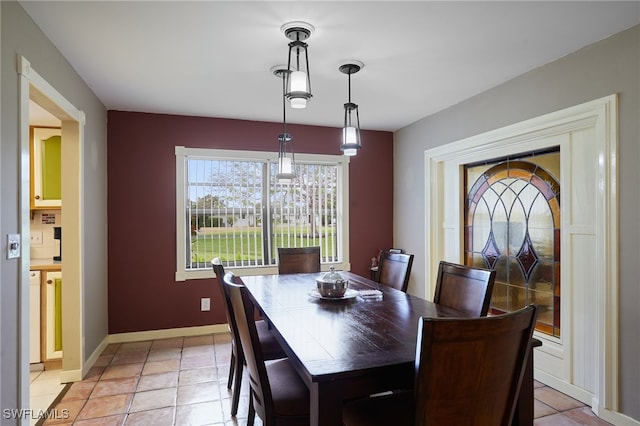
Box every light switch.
[7,234,21,259]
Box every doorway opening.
[19,56,85,412]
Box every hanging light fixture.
[281,21,314,109]
[271,65,296,183]
[339,61,363,156]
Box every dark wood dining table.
[241,271,538,426]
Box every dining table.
[241,271,538,426]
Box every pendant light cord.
[281,73,287,135]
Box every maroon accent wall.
[107,111,393,333]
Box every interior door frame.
[18,55,86,409]
[424,95,618,421]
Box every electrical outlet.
[7,234,21,259]
[201,298,211,311]
[30,231,43,245]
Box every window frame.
[175,146,351,281]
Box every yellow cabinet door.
[31,126,62,209]
[44,270,62,360]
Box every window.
[175,147,350,280]
[464,148,560,336]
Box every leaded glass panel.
[464,149,560,337]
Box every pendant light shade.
[339,62,363,156]
[342,126,359,156]
[282,22,314,109]
[277,132,295,182]
[272,65,296,183]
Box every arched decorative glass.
[465,149,560,337]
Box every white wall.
[394,24,640,420]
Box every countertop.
[30,258,62,271]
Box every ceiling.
[21,1,640,132]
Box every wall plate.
[201,298,211,311]
[7,234,21,259]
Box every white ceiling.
[20,1,640,132]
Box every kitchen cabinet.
[44,270,62,361]
[30,126,62,209]
[29,270,41,364]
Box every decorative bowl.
[316,267,349,298]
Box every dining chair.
[343,304,538,425]
[433,260,497,316]
[277,246,321,274]
[211,259,286,417]
[376,251,414,292]
[223,272,310,426]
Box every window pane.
[270,162,339,263]
[181,151,343,272]
[186,159,264,269]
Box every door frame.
[18,56,86,407]
[424,95,618,419]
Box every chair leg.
[247,393,255,426]
[227,350,236,390]
[230,355,244,416]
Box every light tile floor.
[30,368,66,426]
[28,333,611,425]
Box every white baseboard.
[108,324,228,344]
[59,334,109,383]
[534,369,593,405]
[595,408,640,426]
[535,369,640,425]
[60,324,228,383]
[58,369,82,383]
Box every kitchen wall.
[30,210,61,261]
[394,24,640,421]
[107,111,394,334]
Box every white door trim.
[424,95,618,417]
[18,55,86,411]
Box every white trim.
[18,56,86,409]
[424,95,618,414]
[59,334,109,384]
[175,146,187,280]
[597,409,640,426]
[59,325,232,383]
[177,146,349,165]
[597,96,619,414]
[108,324,229,343]
[18,55,32,420]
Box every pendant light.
[271,65,296,183]
[339,61,363,156]
[282,21,314,109]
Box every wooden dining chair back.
[223,272,309,425]
[277,246,321,274]
[413,305,538,425]
[377,251,414,292]
[212,258,236,370]
[342,305,537,426]
[433,261,497,316]
[212,259,285,417]
[212,258,233,333]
